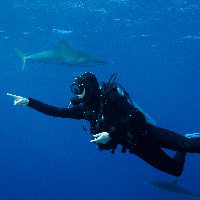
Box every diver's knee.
[173,169,183,177]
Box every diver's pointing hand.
[90,132,111,144]
[7,93,29,106]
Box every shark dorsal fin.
[60,40,70,49]
[171,178,178,184]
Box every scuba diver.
[7,72,200,177]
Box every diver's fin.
[185,133,200,139]
[14,48,27,71]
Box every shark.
[145,179,200,199]
[14,40,107,71]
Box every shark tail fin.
[14,48,27,71]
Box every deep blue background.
[1,0,200,199]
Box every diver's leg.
[132,142,186,176]
[173,151,186,173]
[147,124,200,153]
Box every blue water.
[1,0,200,199]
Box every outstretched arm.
[7,93,86,119]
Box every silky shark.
[145,179,200,199]
[14,40,106,71]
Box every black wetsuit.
[27,90,200,177]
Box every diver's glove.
[7,93,29,106]
[185,133,200,139]
[90,132,111,144]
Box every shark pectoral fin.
[60,40,70,49]
[22,59,27,71]
[14,48,27,71]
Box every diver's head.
[70,72,99,106]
